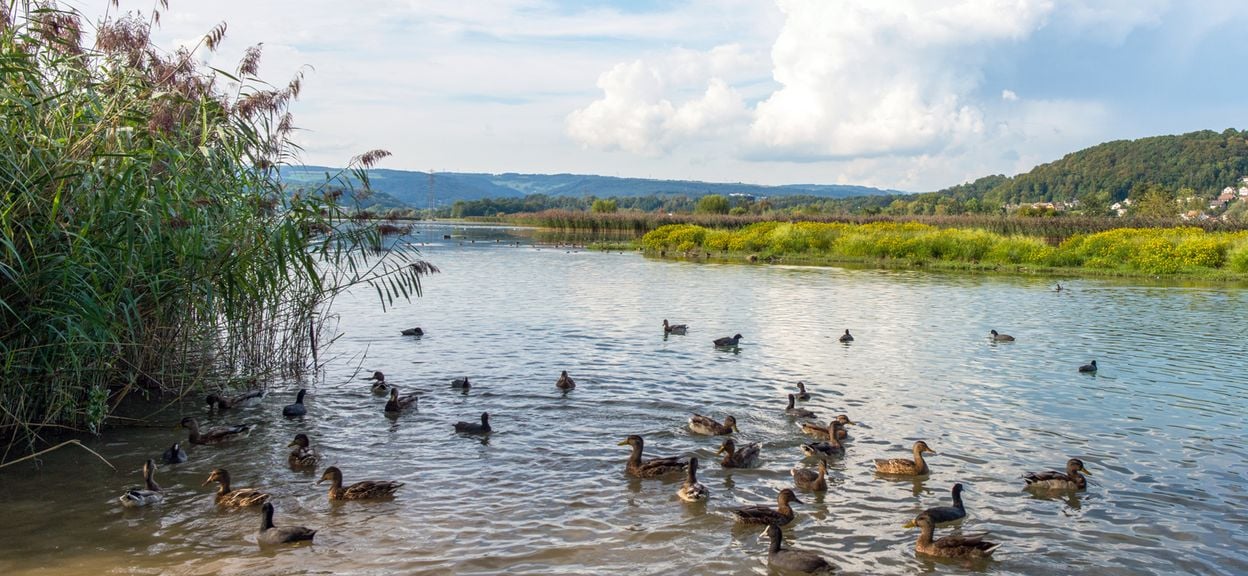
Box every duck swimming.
[688,414,737,436]
[713,333,743,348]
[556,370,575,391]
[677,456,710,502]
[161,442,187,465]
[384,387,419,413]
[791,459,828,492]
[454,412,492,434]
[287,433,321,469]
[875,440,936,476]
[179,417,252,445]
[204,468,271,507]
[795,381,811,401]
[282,389,307,418]
[912,512,1000,559]
[663,319,688,335]
[257,502,316,546]
[838,329,854,343]
[904,483,966,527]
[618,435,687,478]
[733,488,801,526]
[762,523,833,574]
[989,329,1015,342]
[205,389,265,411]
[1079,360,1098,373]
[1024,458,1092,491]
[717,438,761,468]
[365,371,389,395]
[451,376,471,389]
[785,394,817,419]
[317,466,404,501]
[800,421,846,459]
[400,326,423,336]
[119,459,163,507]
[800,415,852,440]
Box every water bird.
[785,394,817,419]
[118,459,163,507]
[717,438,761,468]
[791,459,829,492]
[287,433,321,469]
[795,381,811,401]
[454,412,492,434]
[838,329,854,343]
[875,440,936,476]
[451,376,471,389]
[205,389,265,411]
[282,389,307,418]
[912,512,1000,559]
[677,457,710,502]
[257,502,316,546]
[618,435,687,478]
[801,415,853,440]
[365,371,389,395]
[1079,360,1098,373]
[713,333,743,348]
[179,417,252,445]
[1024,458,1092,491]
[733,488,802,526]
[203,468,271,507]
[904,483,967,527]
[400,327,423,336]
[317,466,404,500]
[800,422,846,459]
[663,319,688,335]
[989,329,1015,342]
[161,442,187,465]
[1055,283,1063,291]
[761,523,833,574]
[688,413,737,435]
[556,370,576,391]
[384,387,419,413]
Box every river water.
[1,222,1246,575]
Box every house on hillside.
[1219,188,1237,203]
[1110,198,1132,217]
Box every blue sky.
[87,0,1248,191]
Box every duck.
[203,468,271,507]
[1054,283,1063,291]
[663,319,688,335]
[800,415,853,440]
[713,333,743,348]
[365,371,389,395]
[179,416,252,445]
[912,512,1000,559]
[762,523,833,574]
[257,502,316,546]
[400,326,423,336]
[617,435,687,478]
[205,389,265,411]
[688,414,737,436]
[317,466,404,501]
[454,412,492,434]
[1024,458,1092,491]
[904,483,966,527]
[281,389,307,418]
[717,438,761,469]
[785,394,817,419]
[800,423,846,459]
[989,329,1015,342]
[677,456,710,502]
[384,386,419,413]
[875,440,936,476]
[451,376,471,389]
[556,370,576,391]
[838,329,854,343]
[1079,360,1098,373]
[161,442,187,465]
[287,433,321,469]
[732,488,801,526]
[791,459,828,492]
[795,381,811,401]
[119,459,164,507]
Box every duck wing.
[874,458,918,475]
[342,480,404,499]
[219,488,271,507]
[635,456,687,478]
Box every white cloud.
[1002,90,1019,101]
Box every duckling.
[904,483,966,527]
[400,326,423,336]
[732,488,801,526]
[1079,360,1098,373]
[317,466,404,501]
[912,512,1000,559]
[365,371,389,395]
[282,389,307,418]
[791,459,828,492]
[713,333,743,348]
[287,433,321,469]
[688,414,737,436]
[1024,458,1092,491]
[800,415,853,440]
[179,417,252,445]
[663,319,688,335]
[556,370,575,391]
[384,387,418,413]
[161,442,187,465]
[203,468,271,507]
[119,459,163,507]
[677,456,710,502]
[838,329,854,343]
[989,329,1015,342]
[617,435,687,478]
[800,423,845,459]
[451,376,471,389]
[875,440,936,476]
[205,389,265,411]
[717,438,761,469]
[785,394,817,419]
[795,381,811,401]
[454,412,492,434]
[257,502,316,546]
[762,523,833,574]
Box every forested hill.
[946,129,1248,206]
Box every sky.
[80,0,1248,192]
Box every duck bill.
[902,519,916,529]
[616,439,630,446]
[1081,467,1093,476]
[732,425,740,433]
[286,440,299,447]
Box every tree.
[1130,184,1176,218]
[696,194,730,214]
[591,198,618,213]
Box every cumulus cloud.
[1002,90,1019,101]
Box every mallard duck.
[205,389,265,411]
[454,412,492,434]
[257,502,316,546]
[451,376,471,389]
[989,329,1015,342]
[912,512,1000,559]
[785,394,817,419]
[800,415,853,440]
[287,433,321,469]
[1079,360,1098,373]
[281,389,307,418]
[713,333,743,347]
[795,381,811,401]
[204,468,271,507]
[161,442,187,465]
[762,523,833,574]
[800,423,845,459]
[365,371,389,395]
[904,483,966,527]
[317,466,404,501]
[733,488,801,526]
[717,438,761,469]
[618,435,687,478]
[1024,458,1092,491]
[875,440,936,476]
[384,386,418,413]
[119,459,164,507]
[400,326,423,336]
[179,416,252,445]
[663,319,688,335]
[677,456,710,502]
[838,329,854,343]
[791,459,828,492]
[556,370,575,391]
[688,414,737,435]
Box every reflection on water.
[2,222,1247,575]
